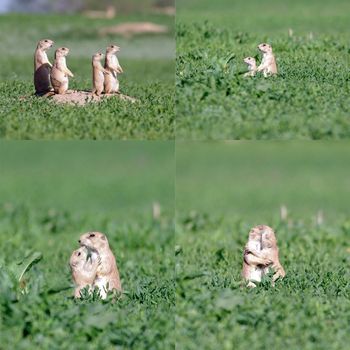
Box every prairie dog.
[69,246,100,298]
[34,39,54,95]
[257,43,278,77]
[260,225,286,283]
[92,53,110,96]
[79,231,122,299]
[104,45,123,94]
[243,57,257,77]
[50,47,74,94]
[242,226,273,288]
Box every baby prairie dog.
[34,39,54,95]
[79,231,122,299]
[69,246,100,298]
[50,47,74,94]
[242,226,273,288]
[257,43,278,77]
[92,53,110,96]
[104,45,123,94]
[243,57,257,77]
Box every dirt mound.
[48,90,137,106]
[99,22,168,38]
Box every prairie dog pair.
[244,43,278,77]
[242,225,285,287]
[34,39,54,95]
[51,47,74,94]
[92,45,123,96]
[70,231,122,299]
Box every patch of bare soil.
[48,90,137,106]
[99,22,168,38]
[151,6,175,16]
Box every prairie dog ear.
[100,234,107,241]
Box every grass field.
[0,141,175,349]
[176,0,350,140]
[0,13,174,140]
[176,142,350,349]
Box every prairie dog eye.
[89,233,95,238]
[77,252,81,256]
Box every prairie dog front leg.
[244,250,272,266]
[64,68,74,78]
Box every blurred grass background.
[177,0,350,34]
[0,141,174,216]
[176,142,350,223]
[0,141,175,349]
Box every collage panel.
[176,0,350,140]
[0,1,175,140]
[176,141,350,349]
[0,141,175,348]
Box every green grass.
[0,141,175,349]
[0,14,175,140]
[175,141,350,349]
[176,0,350,140]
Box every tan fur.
[242,226,272,288]
[79,231,121,299]
[257,43,278,77]
[50,47,74,94]
[69,247,100,298]
[243,56,257,77]
[92,53,110,96]
[34,39,54,95]
[260,226,286,284]
[104,45,123,94]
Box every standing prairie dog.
[242,226,273,288]
[243,57,257,77]
[257,43,278,77]
[104,45,123,94]
[79,231,122,299]
[34,39,54,95]
[260,225,286,284]
[92,53,110,96]
[50,47,74,94]
[69,246,100,298]
[242,225,285,287]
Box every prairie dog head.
[258,43,273,54]
[106,45,120,54]
[92,52,104,62]
[259,225,277,248]
[248,225,262,242]
[79,231,109,252]
[37,39,54,51]
[55,47,70,59]
[70,247,89,270]
[244,57,256,68]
